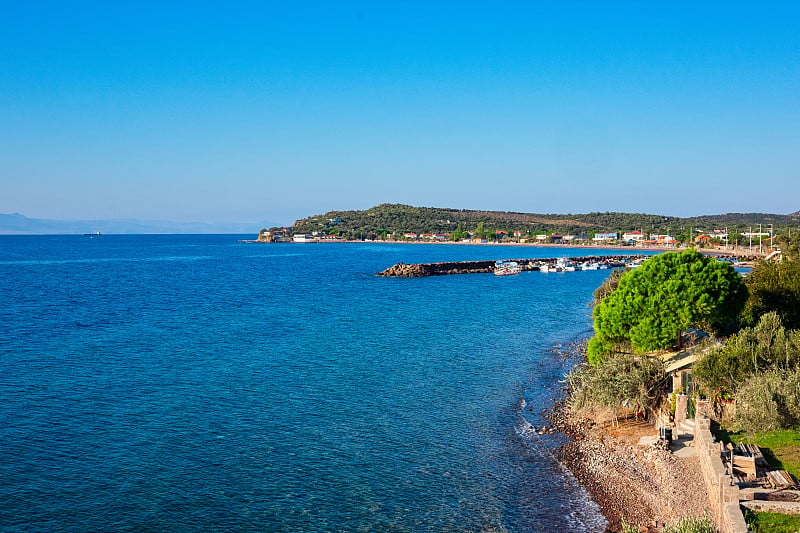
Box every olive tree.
[568,354,666,420]
[741,259,800,330]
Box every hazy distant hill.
[0,213,276,235]
[293,204,800,238]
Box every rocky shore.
[551,407,712,532]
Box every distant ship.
[83,232,102,236]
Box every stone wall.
[742,500,800,515]
[693,417,750,533]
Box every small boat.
[494,260,522,276]
[83,232,102,236]
[540,262,563,273]
[557,257,576,271]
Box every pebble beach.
[552,407,713,532]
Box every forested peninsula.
[282,204,800,243]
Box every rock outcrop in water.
[377,255,645,277]
[378,260,498,277]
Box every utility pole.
[759,223,763,254]
[768,224,774,251]
[749,226,752,252]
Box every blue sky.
[2,2,798,226]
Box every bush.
[662,516,714,533]
[568,354,666,419]
[693,311,800,395]
[734,368,800,431]
[742,259,800,330]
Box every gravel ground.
[552,408,713,532]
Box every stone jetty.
[377,255,646,277]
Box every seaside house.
[639,235,676,247]
[623,231,646,243]
[660,329,717,400]
[592,232,619,242]
[694,234,711,246]
[403,233,418,239]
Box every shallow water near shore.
[0,236,637,531]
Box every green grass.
[714,426,800,479]
[744,510,800,533]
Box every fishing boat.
[494,260,522,276]
[556,257,576,271]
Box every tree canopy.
[588,249,748,363]
[289,203,800,241]
[741,259,800,330]
[693,311,800,394]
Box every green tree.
[775,232,800,260]
[742,259,800,330]
[588,249,748,363]
[474,222,485,239]
[450,224,466,242]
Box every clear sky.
[2,2,798,226]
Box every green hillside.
[289,204,800,241]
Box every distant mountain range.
[293,204,800,238]
[0,213,275,235]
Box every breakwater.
[378,255,646,277]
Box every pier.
[377,255,648,277]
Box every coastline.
[549,345,713,533]
[253,237,767,259]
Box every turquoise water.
[1,236,625,532]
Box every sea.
[0,235,641,532]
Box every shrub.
[662,516,714,533]
[568,354,666,419]
[734,368,800,431]
[742,259,800,330]
[693,311,800,395]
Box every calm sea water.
[1,235,631,532]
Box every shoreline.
[549,348,714,533]
[251,238,768,259]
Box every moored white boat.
[557,257,576,271]
[494,260,522,276]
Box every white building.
[593,232,619,241]
[623,231,645,242]
[293,234,317,243]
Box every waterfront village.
[257,226,778,256]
